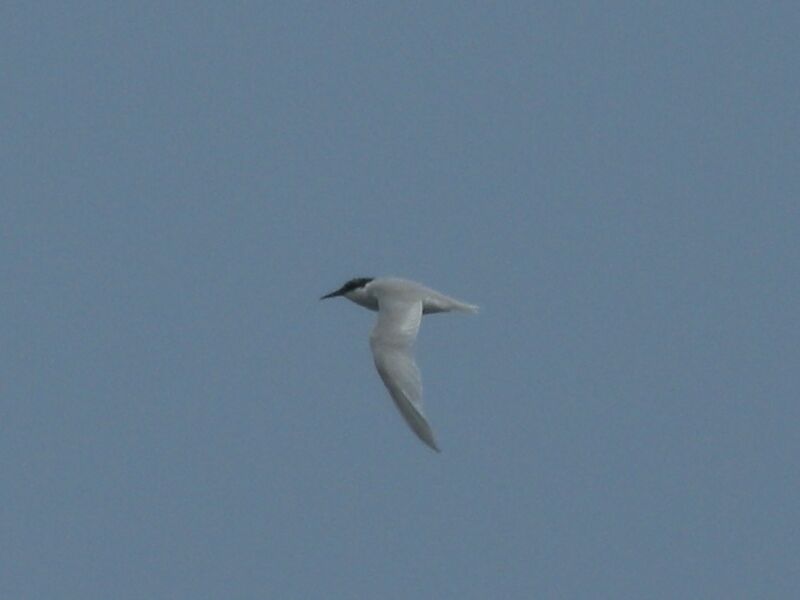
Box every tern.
[321,277,478,452]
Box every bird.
[321,277,478,452]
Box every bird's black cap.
[320,277,374,300]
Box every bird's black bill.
[320,289,345,300]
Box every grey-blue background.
[2,3,798,598]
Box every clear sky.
[2,3,798,599]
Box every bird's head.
[320,277,374,301]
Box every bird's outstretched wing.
[369,296,439,452]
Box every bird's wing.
[369,296,439,452]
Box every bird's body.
[321,277,478,452]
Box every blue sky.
[2,3,798,598]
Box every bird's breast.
[345,290,380,311]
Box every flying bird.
[321,277,478,452]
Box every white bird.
[321,277,478,452]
